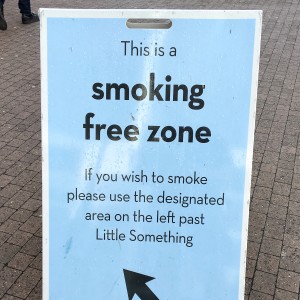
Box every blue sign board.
[41,9,262,300]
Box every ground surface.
[0,0,299,299]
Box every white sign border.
[40,9,262,300]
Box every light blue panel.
[47,16,256,299]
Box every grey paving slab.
[0,0,299,299]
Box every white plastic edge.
[40,8,50,300]
[39,9,263,300]
[238,10,262,300]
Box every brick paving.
[0,0,299,299]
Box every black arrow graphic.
[123,269,159,300]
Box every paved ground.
[0,0,299,299]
